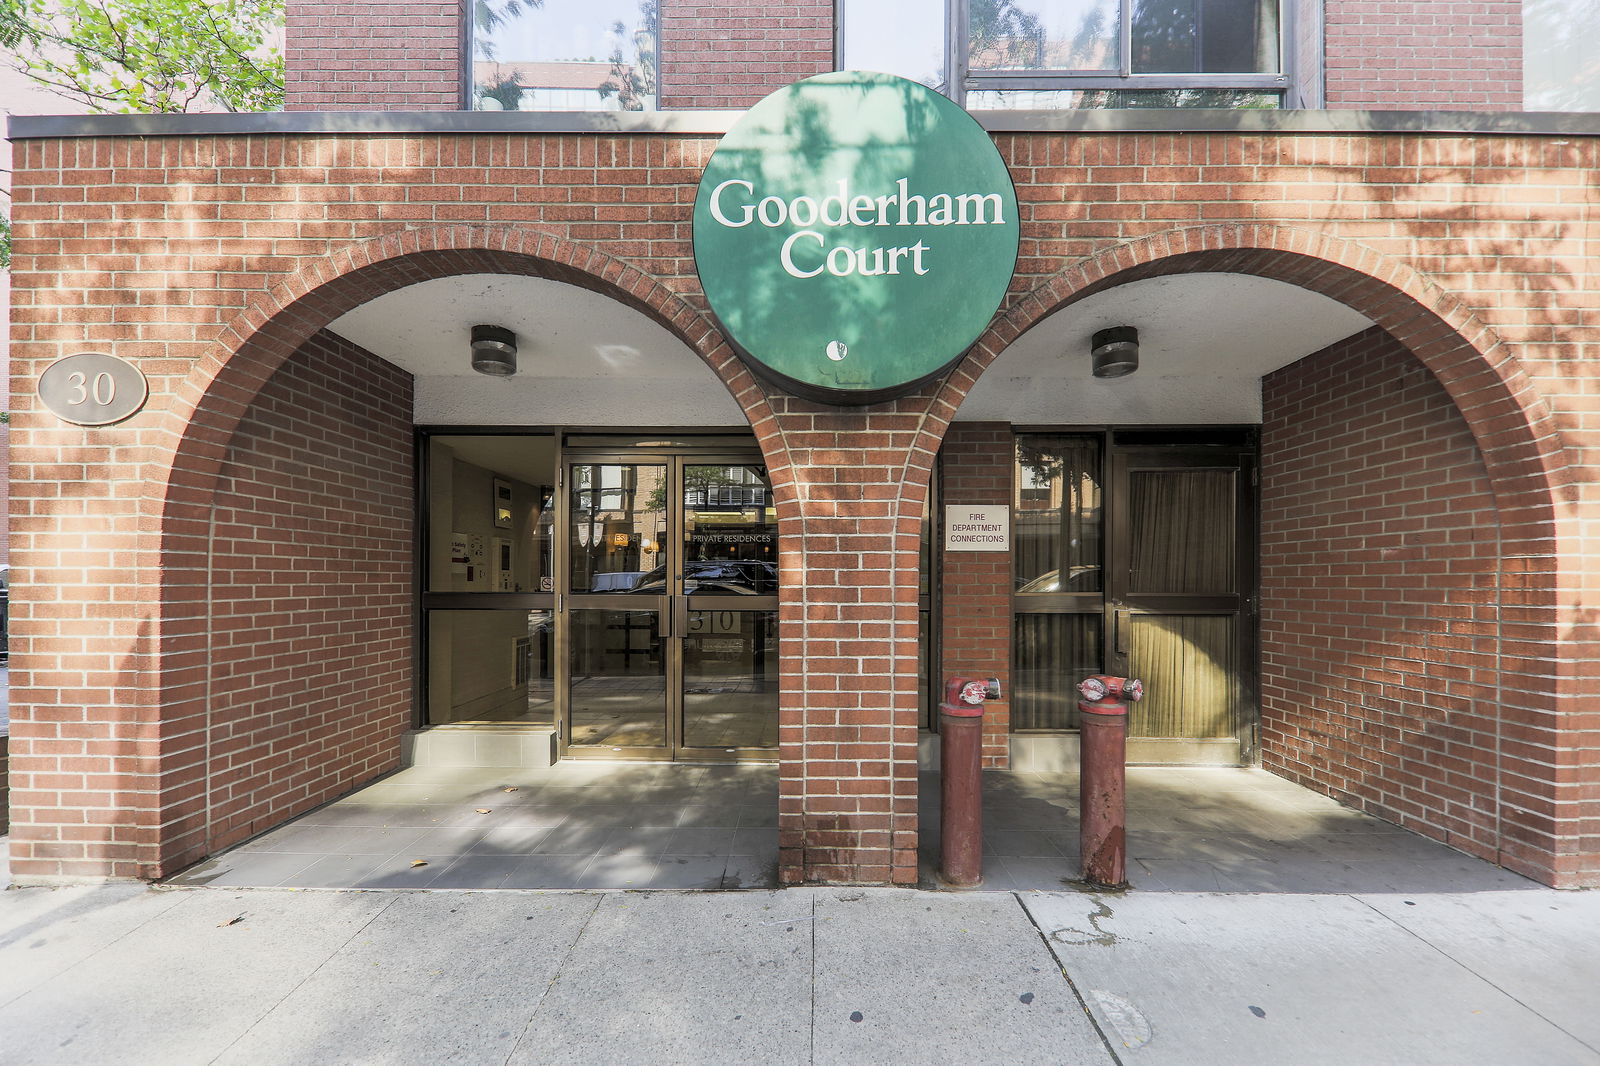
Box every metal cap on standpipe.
[470,324,518,377]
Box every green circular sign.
[694,71,1020,405]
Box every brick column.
[770,400,931,885]
[938,423,1014,767]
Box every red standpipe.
[1077,675,1142,889]
[940,676,995,888]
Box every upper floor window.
[471,0,658,111]
[1524,0,1600,111]
[842,0,1287,109]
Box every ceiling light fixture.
[470,324,518,377]
[1090,326,1139,379]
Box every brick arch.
[936,225,1571,533]
[138,224,786,875]
[158,224,768,488]
[921,224,1585,884]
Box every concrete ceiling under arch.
[328,271,1373,428]
[957,273,1374,424]
[327,274,747,427]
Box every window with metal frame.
[468,0,658,112]
[841,0,1297,110]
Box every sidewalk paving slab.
[503,890,813,1065]
[0,883,183,1009]
[4,877,1598,1066]
[1020,890,1600,1066]
[1358,890,1600,1051]
[0,888,393,1066]
[212,891,600,1066]
[811,888,1113,1066]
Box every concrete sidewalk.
[1,878,1596,1065]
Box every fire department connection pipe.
[939,676,999,888]
[1077,674,1143,888]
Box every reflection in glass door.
[1011,432,1255,763]
[561,455,779,760]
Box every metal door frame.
[556,444,779,762]
[1007,427,1259,763]
[1106,442,1258,763]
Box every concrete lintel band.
[12,107,1600,141]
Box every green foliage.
[477,73,525,111]
[2,0,284,113]
[597,0,657,111]
[0,214,10,270]
[472,0,534,62]
[968,0,1047,68]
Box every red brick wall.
[1323,0,1522,110]
[279,0,1540,115]
[768,399,930,885]
[938,423,1014,766]
[201,329,414,855]
[655,1,833,109]
[1260,327,1521,867]
[285,0,834,113]
[286,0,464,111]
[7,128,1597,886]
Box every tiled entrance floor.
[165,763,1533,893]
[170,763,780,891]
[918,766,1534,893]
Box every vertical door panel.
[1125,613,1238,739]
[566,608,667,748]
[1110,448,1253,759]
[564,460,671,756]
[681,608,779,749]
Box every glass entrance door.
[561,453,779,760]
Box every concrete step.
[400,726,556,769]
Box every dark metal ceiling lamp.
[1090,325,1139,379]
[471,324,518,377]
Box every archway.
[920,226,1579,885]
[138,226,785,874]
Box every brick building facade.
[6,0,1599,888]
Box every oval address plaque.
[38,352,150,426]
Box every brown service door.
[1106,446,1255,763]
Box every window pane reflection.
[969,0,1120,72]
[471,0,658,111]
[1132,0,1279,74]
[841,0,947,90]
[426,609,553,725]
[968,88,1281,108]
[1015,435,1102,594]
[1013,613,1102,730]
[682,464,777,595]
[568,608,666,747]
[1525,0,1600,111]
[570,463,667,593]
[682,610,779,749]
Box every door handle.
[1115,607,1131,656]
[670,595,689,641]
